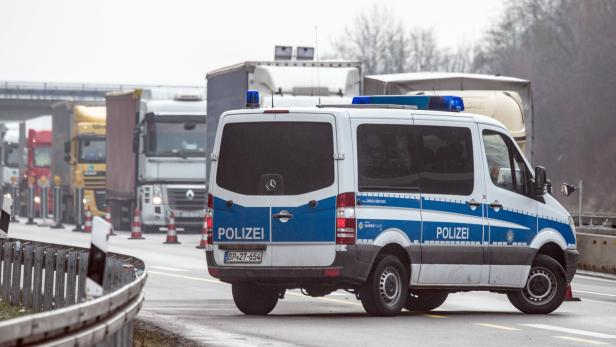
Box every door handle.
[272,210,293,220]
[466,200,481,208]
[489,201,503,210]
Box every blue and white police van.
[204,92,579,316]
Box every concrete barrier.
[576,232,616,275]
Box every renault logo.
[186,189,195,200]
[265,178,277,192]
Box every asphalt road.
[6,219,616,347]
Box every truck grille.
[167,188,206,211]
[84,176,106,190]
[94,190,107,211]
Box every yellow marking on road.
[475,323,521,331]
[422,313,447,319]
[553,336,608,345]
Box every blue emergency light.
[352,95,465,112]
[246,90,260,108]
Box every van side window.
[357,124,419,192]
[416,126,474,195]
[482,130,528,195]
[356,124,474,195]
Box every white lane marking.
[475,323,521,331]
[150,266,191,272]
[521,324,616,339]
[576,274,616,283]
[553,336,608,345]
[574,290,616,298]
[149,270,224,284]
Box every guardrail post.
[54,249,66,308]
[22,244,33,308]
[26,181,35,225]
[32,246,44,312]
[77,251,87,302]
[73,187,84,232]
[10,242,22,306]
[51,182,64,229]
[66,251,78,305]
[2,242,12,301]
[43,248,55,311]
[39,184,49,224]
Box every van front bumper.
[564,249,579,283]
[205,248,371,286]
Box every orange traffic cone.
[196,214,208,249]
[83,206,92,233]
[105,206,116,236]
[128,208,145,240]
[564,284,581,301]
[163,211,180,244]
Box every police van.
[205,92,579,316]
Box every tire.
[232,283,279,315]
[360,255,409,316]
[404,290,448,312]
[507,254,566,314]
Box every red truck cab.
[26,129,52,213]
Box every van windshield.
[216,122,334,195]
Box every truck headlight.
[152,195,162,205]
[34,196,41,204]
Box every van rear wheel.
[232,283,279,315]
[507,254,566,314]
[405,290,448,312]
[360,255,409,316]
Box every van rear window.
[216,122,334,195]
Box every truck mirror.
[64,141,70,155]
[64,154,70,162]
[534,166,547,195]
[132,133,140,154]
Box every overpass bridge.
[0,81,205,121]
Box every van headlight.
[152,195,163,205]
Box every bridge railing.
[0,238,147,346]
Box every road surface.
[7,220,616,346]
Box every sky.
[0,0,504,86]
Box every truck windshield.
[146,120,206,157]
[79,138,106,163]
[33,146,51,167]
[4,145,20,167]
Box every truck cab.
[136,95,207,232]
[0,123,20,192]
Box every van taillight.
[336,192,356,245]
[206,194,213,246]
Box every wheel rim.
[522,267,557,305]
[379,266,402,306]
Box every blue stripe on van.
[357,194,420,209]
[213,197,270,243]
[271,196,336,242]
[357,219,421,242]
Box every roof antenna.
[315,26,321,105]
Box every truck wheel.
[232,283,279,315]
[507,254,566,314]
[405,290,448,312]
[360,255,408,316]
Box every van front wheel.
[507,254,566,314]
[232,283,279,315]
[360,255,409,316]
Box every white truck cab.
[205,92,578,316]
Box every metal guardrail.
[574,213,616,228]
[0,238,147,346]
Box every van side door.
[414,117,488,285]
[479,125,538,287]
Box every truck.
[206,59,361,180]
[0,123,20,192]
[105,90,207,232]
[363,72,532,154]
[51,103,107,221]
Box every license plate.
[175,210,204,218]
[224,251,263,264]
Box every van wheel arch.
[375,243,411,277]
[535,242,566,271]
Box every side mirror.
[64,154,70,162]
[132,132,140,154]
[64,141,70,155]
[534,166,547,195]
[561,182,577,197]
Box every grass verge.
[133,319,201,347]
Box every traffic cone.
[163,211,180,244]
[128,208,145,240]
[83,206,92,233]
[564,284,581,301]
[105,206,116,236]
[196,214,208,249]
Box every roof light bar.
[352,95,464,112]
